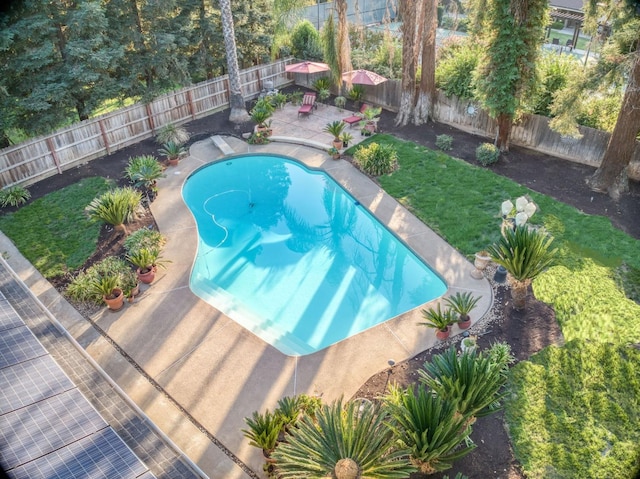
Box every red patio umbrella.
[285,61,331,74]
[341,69,388,86]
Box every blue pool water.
[182,154,447,356]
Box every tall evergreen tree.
[232,0,275,68]
[395,0,419,126]
[471,0,548,151]
[413,0,438,124]
[0,0,124,134]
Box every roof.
[549,0,584,13]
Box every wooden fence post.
[98,119,111,155]
[46,137,62,174]
[145,104,155,133]
[186,89,196,120]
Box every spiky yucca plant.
[384,383,475,474]
[86,187,141,234]
[272,398,415,479]
[156,123,189,145]
[488,225,558,309]
[124,155,164,191]
[418,345,513,422]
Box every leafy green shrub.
[334,96,346,109]
[86,187,141,233]
[247,131,270,145]
[347,84,365,103]
[155,123,189,146]
[576,93,622,133]
[435,134,453,151]
[549,20,564,29]
[67,257,136,304]
[290,20,323,60]
[353,142,398,176]
[0,185,30,207]
[436,39,481,100]
[529,52,578,117]
[124,228,165,255]
[288,90,304,105]
[475,143,500,166]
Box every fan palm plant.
[86,187,141,234]
[156,123,190,145]
[383,383,475,474]
[488,225,558,309]
[272,398,415,479]
[418,345,513,423]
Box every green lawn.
[0,177,113,278]
[352,134,640,478]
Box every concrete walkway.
[2,103,492,478]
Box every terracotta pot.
[435,326,450,341]
[127,283,140,303]
[137,266,156,284]
[103,288,124,311]
[333,139,343,150]
[458,315,472,329]
[168,157,179,166]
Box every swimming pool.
[182,154,447,356]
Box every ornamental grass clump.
[353,142,398,176]
[155,123,190,145]
[0,185,30,208]
[435,134,454,151]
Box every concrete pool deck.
[2,103,492,478]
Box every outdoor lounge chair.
[343,104,370,128]
[298,93,317,117]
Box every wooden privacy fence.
[0,59,294,188]
[3,60,639,188]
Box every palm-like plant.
[275,396,304,433]
[156,123,190,145]
[126,247,169,274]
[86,187,141,234]
[323,120,346,141]
[420,303,456,332]
[158,141,187,162]
[242,409,283,458]
[418,345,513,422]
[383,383,475,474]
[272,398,415,479]
[444,291,481,324]
[488,225,558,309]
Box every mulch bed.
[16,94,640,478]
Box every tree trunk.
[413,0,437,125]
[496,113,512,151]
[588,49,640,199]
[395,0,418,126]
[219,0,249,123]
[336,0,352,77]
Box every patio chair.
[298,92,317,117]
[343,104,370,128]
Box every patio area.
[2,103,493,478]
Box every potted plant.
[271,92,288,109]
[90,275,124,311]
[340,132,354,148]
[158,141,187,166]
[445,291,481,329]
[323,120,346,149]
[327,147,340,160]
[460,336,477,354]
[242,409,283,460]
[317,88,330,105]
[361,106,382,133]
[126,247,169,284]
[420,304,456,340]
[250,105,274,135]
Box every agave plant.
[488,225,558,309]
[124,155,164,192]
[242,409,283,458]
[86,187,141,234]
[383,383,475,474]
[156,123,190,145]
[418,345,512,422]
[272,398,415,479]
[0,185,30,208]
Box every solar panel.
[8,427,150,479]
[0,389,107,469]
[0,355,75,414]
[0,325,47,369]
[0,297,24,333]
